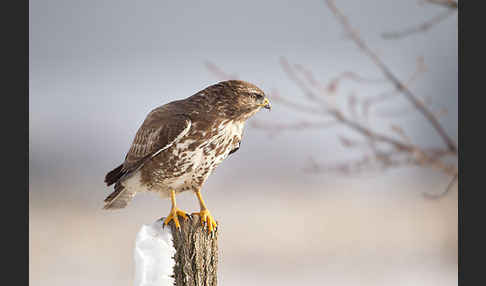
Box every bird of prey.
[103,80,271,232]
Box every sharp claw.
[191,210,217,233]
[206,217,213,232]
[163,208,188,230]
[176,210,188,220]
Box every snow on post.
[134,217,219,286]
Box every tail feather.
[105,164,125,186]
[103,182,135,210]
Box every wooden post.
[168,216,219,286]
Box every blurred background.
[29,0,458,285]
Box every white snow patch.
[134,220,175,286]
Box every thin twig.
[280,57,326,105]
[423,172,458,199]
[269,91,328,116]
[249,120,338,132]
[425,0,458,9]
[382,8,456,39]
[204,61,238,81]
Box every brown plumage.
[103,80,270,230]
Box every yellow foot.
[192,209,218,232]
[163,208,188,229]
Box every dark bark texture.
[168,216,219,286]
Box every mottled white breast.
[170,120,244,191]
[121,120,245,197]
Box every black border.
[459,0,484,285]
[3,0,28,284]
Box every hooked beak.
[261,97,271,110]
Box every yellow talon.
[192,209,217,232]
[192,190,218,233]
[163,190,188,229]
[163,207,188,229]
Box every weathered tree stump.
[169,216,219,286]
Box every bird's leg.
[163,190,188,229]
[191,190,217,232]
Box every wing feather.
[122,108,191,174]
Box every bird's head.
[203,80,271,120]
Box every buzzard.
[104,80,271,232]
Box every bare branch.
[382,8,456,39]
[304,152,416,175]
[278,59,426,153]
[329,109,413,152]
[268,89,328,117]
[249,119,338,134]
[305,146,456,177]
[292,64,328,92]
[204,61,238,81]
[326,71,386,94]
[280,57,325,105]
[406,56,428,86]
[324,0,457,154]
[423,172,458,199]
[424,0,458,9]
[362,56,427,118]
[348,93,359,120]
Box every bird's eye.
[252,93,263,99]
